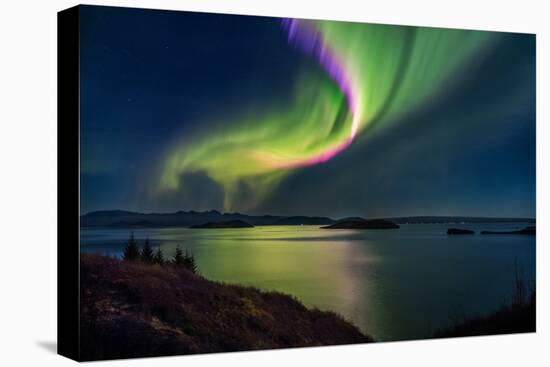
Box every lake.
[80,223,535,341]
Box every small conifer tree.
[153,246,164,265]
[173,245,185,266]
[141,238,154,264]
[122,232,140,261]
[184,250,198,274]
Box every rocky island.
[481,226,535,235]
[273,216,334,225]
[321,218,400,229]
[447,228,475,235]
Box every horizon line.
[80,208,536,220]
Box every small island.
[189,219,254,228]
[447,228,475,235]
[481,226,535,235]
[321,218,399,229]
[273,216,334,225]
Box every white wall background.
[0,0,547,365]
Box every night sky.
[79,5,536,218]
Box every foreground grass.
[80,255,372,361]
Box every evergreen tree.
[153,246,164,265]
[141,238,154,264]
[172,246,198,273]
[184,250,198,274]
[122,232,140,261]
[173,245,185,266]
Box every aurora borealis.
[159,18,495,210]
[158,18,495,210]
[80,6,535,218]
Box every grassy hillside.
[80,255,372,361]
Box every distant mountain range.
[80,210,535,228]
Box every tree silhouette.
[184,249,198,274]
[122,232,140,261]
[172,246,198,273]
[153,246,164,265]
[141,238,154,264]
[173,245,185,266]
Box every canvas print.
[67,4,535,361]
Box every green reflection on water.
[81,224,535,341]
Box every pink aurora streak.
[273,19,361,168]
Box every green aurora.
[160,19,496,211]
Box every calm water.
[80,223,535,341]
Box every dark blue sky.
[79,6,535,218]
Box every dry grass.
[80,255,372,361]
